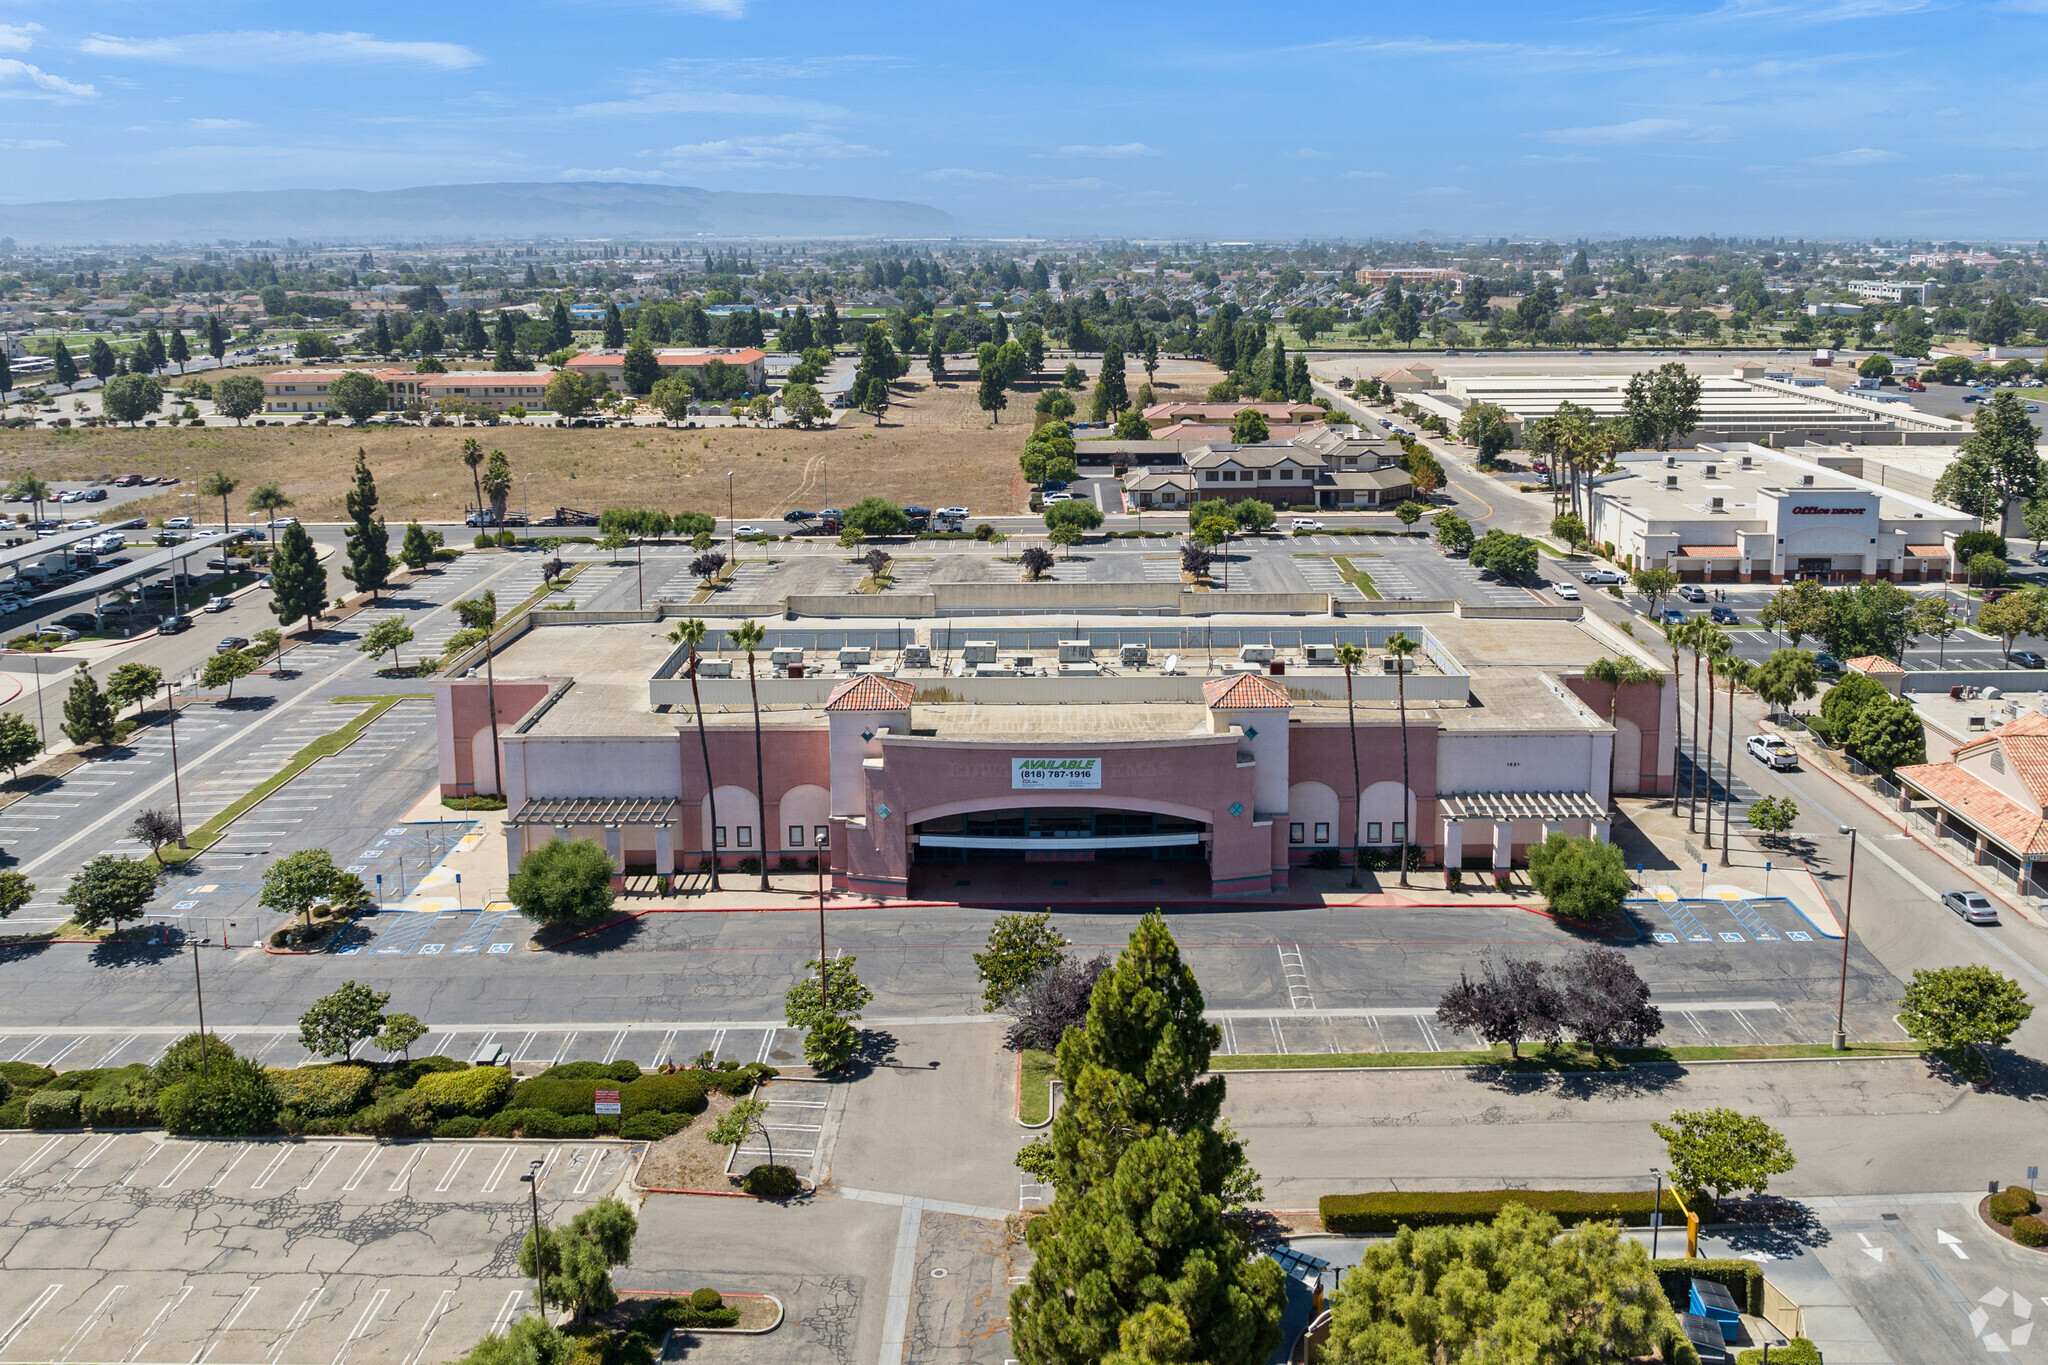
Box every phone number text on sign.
[1012,757,1102,790]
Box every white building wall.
[505,736,681,800]
[1437,731,1610,808]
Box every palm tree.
[1335,642,1366,889]
[198,471,237,535]
[8,475,48,530]
[1583,654,1657,806]
[1716,655,1754,867]
[1385,631,1420,888]
[1661,619,1688,815]
[668,618,720,892]
[728,618,772,892]
[1690,624,1731,837]
[246,484,291,550]
[461,436,486,521]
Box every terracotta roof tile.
[1897,760,2048,857]
[1844,656,1906,674]
[1201,673,1291,710]
[824,674,915,712]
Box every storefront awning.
[915,832,1203,851]
[1676,545,1742,559]
[1905,545,1950,558]
[507,797,678,826]
[1439,791,1606,821]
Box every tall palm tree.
[1716,655,1754,866]
[1584,654,1657,807]
[668,618,720,892]
[1385,631,1420,888]
[1335,642,1365,889]
[1690,623,1731,837]
[246,484,291,550]
[8,475,48,531]
[728,618,771,892]
[461,436,487,521]
[1660,619,1688,815]
[198,471,237,535]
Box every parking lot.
[0,1132,631,1365]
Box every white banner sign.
[1012,757,1102,790]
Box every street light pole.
[1650,1167,1664,1259]
[816,827,829,965]
[520,1159,546,1316]
[192,932,208,1081]
[1833,824,1859,1051]
[727,470,737,564]
[165,679,186,846]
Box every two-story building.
[262,367,556,416]
[565,347,768,394]
[1122,429,1414,511]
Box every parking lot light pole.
[727,471,737,564]
[520,1159,546,1316]
[816,827,830,964]
[1651,1167,1664,1259]
[1833,823,1858,1051]
[164,679,186,846]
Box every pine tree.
[602,302,625,348]
[372,315,393,354]
[1267,334,1287,397]
[144,328,168,372]
[549,300,573,352]
[1096,342,1129,416]
[88,338,116,381]
[463,310,488,352]
[342,448,390,602]
[1290,355,1312,403]
[0,353,9,397]
[820,298,842,345]
[400,521,435,570]
[206,315,226,360]
[61,665,117,748]
[167,329,189,369]
[269,521,329,636]
[51,340,76,385]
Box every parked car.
[1554,583,1580,600]
[734,524,766,537]
[1581,568,1627,584]
[1660,607,1687,625]
[1941,889,1999,925]
[36,625,77,643]
[164,516,194,530]
[2014,651,2047,669]
[56,613,97,632]
[215,636,249,653]
[1291,518,1323,531]
[111,475,141,487]
[1709,605,1739,624]
[1814,651,1842,673]
[1678,584,1708,602]
[1746,734,1798,769]
[82,489,106,502]
[203,596,230,613]
[158,614,192,634]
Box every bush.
[153,1032,238,1088]
[1991,1186,2039,1225]
[353,1090,434,1138]
[433,1115,484,1138]
[266,1065,374,1118]
[383,1055,468,1089]
[510,1077,601,1116]
[0,1097,26,1129]
[741,1163,802,1198]
[2014,1214,2048,1248]
[25,1088,81,1128]
[1320,1188,1696,1237]
[707,1063,777,1096]
[539,1060,641,1083]
[612,1072,706,1119]
[481,1107,598,1139]
[690,1287,722,1313]
[412,1065,514,1118]
[0,1062,53,1092]
[81,1068,159,1128]
[1737,1338,1821,1365]
[1305,849,1341,870]
[157,1057,280,1136]
[736,857,762,876]
[1649,1257,1762,1317]
[620,1112,691,1141]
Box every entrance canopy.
[1439,791,1604,821]
[507,796,678,826]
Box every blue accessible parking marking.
[1719,932,1746,943]
[1653,932,1678,944]
[1787,931,1812,942]
[489,942,512,953]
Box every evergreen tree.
[1289,355,1312,402]
[1267,334,1287,396]
[342,449,390,602]
[492,311,517,355]
[371,315,393,354]
[400,521,435,570]
[0,353,8,397]
[782,306,814,353]
[1096,342,1128,415]
[927,332,946,383]
[621,339,660,394]
[549,299,573,352]
[820,298,842,345]
[51,340,76,385]
[601,302,625,348]
[463,310,488,352]
[167,329,189,370]
[88,337,117,381]
[269,521,329,636]
[61,665,117,748]
[206,315,227,360]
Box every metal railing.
[1871,774,1899,801]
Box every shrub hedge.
[741,1163,802,1198]
[267,1065,375,1118]
[0,1063,54,1090]
[2014,1214,2048,1249]
[622,1073,710,1117]
[412,1066,514,1118]
[1651,1258,1763,1317]
[1319,1189,1699,1237]
[620,1112,691,1141]
[433,1115,484,1139]
[1992,1186,2039,1226]
[482,1107,598,1139]
[25,1088,81,1128]
[539,1060,641,1083]
[82,1070,159,1127]
[1738,1339,1819,1365]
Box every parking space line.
[57,1135,116,1189]
[0,1285,60,1355]
[117,1141,165,1188]
[95,1034,139,1066]
[573,1149,608,1196]
[601,1030,625,1064]
[480,1147,516,1193]
[124,1284,190,1362]
[549,1033,573,1067]
[58,1284,124,1361]
[339,1147,380,1192]
[399,1290,454,1365]
[387,1147,427,1192]
[1,1135,63,1188]
[248,1147,293,1191]
[484,1291,523,1338]
[205,1144,252,1191]
[157,1144,204,1189]
[265,1288,322,1365]
[433,1148,474,1193]
[296,1144,339,1192]
[466,1033,498,1064]
[754,1030,777,1064]
[197,1285,258,1364]
[40,1037,82,1070]
[6,1036,44,1063]
[656,1029,677,1067]
[331,1287,388,1365]
[510,1032,537,1063]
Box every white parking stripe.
[339,1147,380,1192]
[124,1284,191,1362]
[485,1291,523,1338]
[2,1135,63,1187]
[399,1291,455,1365]
[330,1288,388,1365]
[205,1144,252,1190]
[157,1145,204,1189]
[196,1285,258,1365]
[57,1135,116,1189]
[295,1145,339,1192]
[58,1284,124,1361]
[434,1148,473,1193]
[265,1288,321,1365]
[247,1147,292,1191]
[0,1285,61,1355]
[479,1147,516,1194]
[387,1147,427,1192]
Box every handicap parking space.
[1631,895,1820,947]
[344,903,521,959]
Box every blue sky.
[0,0,2041,238]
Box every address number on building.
[1012,757,1101,790]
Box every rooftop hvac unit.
[1304,644,1337,662]
[1800,474,1815,487]
[1119,643,1149,665]
[1239,644,1275,664]
[1057,639,1093,663]
[1008,654,1035,669]
[698,659,732,678]
[1740,454,1755,468]
[962,640,997,664]
[900,644,931,667]
[1663,475,1680,490]
[1703,464,1719,479]
[769,646,803,666]
[1060,661,1101,675]
[837,646,871,668]
[1380,655,1413,673]
[1663,454,1678,468]
[1709,496,1725,512]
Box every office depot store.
[435,606,1672,900]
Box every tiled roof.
[1896,761,2048,858]
[1844,655,1906,674]
[1201,673,1291,710]
[1677,545,1742,557]
[1953,711,2048,808]
[1906,544,1951,557]
[824,674,915,712]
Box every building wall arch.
[1357,781,1418,844]
[1287,782,1338,845]
[905,793,1213,828]
[700,784,762,853]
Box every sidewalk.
[1608,794,1845,937]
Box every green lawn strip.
[157,695,421,865]
[1210,1040,1922,1073]
[1330,555,1383,599]
[502,562,586,619]
[1019,1048,1056,1124]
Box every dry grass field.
[0,359,1223,525]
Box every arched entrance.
[906,795,1213,895]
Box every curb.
[1211,1051,1924,1077]
[659,1293,783,1338]
[538,896,1535,930]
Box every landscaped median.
[1320,1187,1703,1235]
[1211,1039,1923,1073]
[157,693,427,866]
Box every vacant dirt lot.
[0,359,1223,524]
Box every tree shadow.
[212,695,276,711]
[87,929,183,969]
[835,1028,900,1079]
[544,914,648,954]
[1233,1209,1290,1253]
[1482,1060,1688,1101]
[1707,1196,1834,1253]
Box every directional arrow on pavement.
[1938,1229,1970,1259]
[1858,1232,1885,1262]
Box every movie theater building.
[1585,444,1971,584]
[433,605,1672,900]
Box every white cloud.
[0,23,42,54]
[1934,171,1981,183]
[1540,117,1727,144]
[1023,177,1104,193]
[1524,152,1599,164]
[921,167,1003,182]
[1055,142,1156,158]
[1411,185,1468,197]
[0,137,62,150]
[1283,147,1330,160]
[188,117,251,130]
[1807,146,1903,164]
[657,131,884,171]
[0,59,94,101]
[80,31,482,71]
[573,89,844,119]
[1703,0,1933,18]
[661,0,748,13]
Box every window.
[789,824,804,848]
[736,825,753,848]
[815,824,830,848]
[1290,823,1305,844]
[1392,821,1406,844]
[1314,822,1330,844]
[1257,469,1271,481]
[1205,471,1219,482]
[1221,470,1236,482]
[1279,468,1294,480]
[713,826,727,847]
[1366,822,1383,844]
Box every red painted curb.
[638,1186,758,1198]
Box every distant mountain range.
[0,181,957,246]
